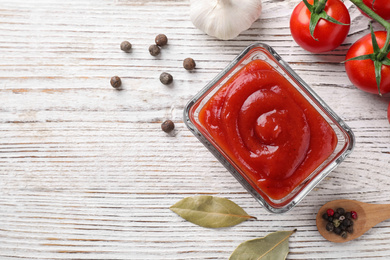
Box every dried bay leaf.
[170,195,256,228]
[229,229,296,260]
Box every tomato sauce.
[198,59,337,200]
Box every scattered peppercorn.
[183,57,196,70]
[160,72,173,85]
[120,41,132,52]
[155,34,168,46]
[161,120,175,133]
[110,76,122,89]
[323,207,357,239]
[149,44,161,56]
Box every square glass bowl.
[183,43,355,213]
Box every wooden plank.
[1,0,390,259]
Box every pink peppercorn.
[351,211,358,219]
[327,208,334,217]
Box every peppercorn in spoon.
[316,199,390,243]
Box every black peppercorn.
[343,218,352,227]
[345,212,352,219]
[334,227,342,235]
[326,222,334,232]
[346,225,354,234]
[160,72,173,85]
[161,120,175,133]
[328,216,334,222]
[333,212,340,219]
[110,76,122,89]
[336,208,345,215]
[340,231,348,239]
[155,34,168,46]
[120,41,132,52]
[340,224,347,231]
[322,213,329,220]
[183,57,196,70]
[149,44,160,56]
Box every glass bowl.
[183,43,355,213]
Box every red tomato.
[345,31,390,95]
[361,0,390,20]
[290,0,351,53]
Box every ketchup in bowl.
[184,44,354,213]
[198,59,338,200]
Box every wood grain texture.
[1,0,390,259]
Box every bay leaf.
[170,195,256,228]
[229,229,296,260]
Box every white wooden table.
[1,0,390,259]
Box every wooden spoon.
[316,199,390,243]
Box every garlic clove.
[190,0,262,40]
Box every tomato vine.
[291,0,390,95]
[347,0,390,95]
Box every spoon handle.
[363,202,390,227]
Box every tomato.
[290,0,351,53]
[345,31,390,94]
[360,0,390,20]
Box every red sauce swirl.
[198,60,337,200]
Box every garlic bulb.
[190,0,262,40]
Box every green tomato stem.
[350,0,390,60]
[315,0,328,13]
